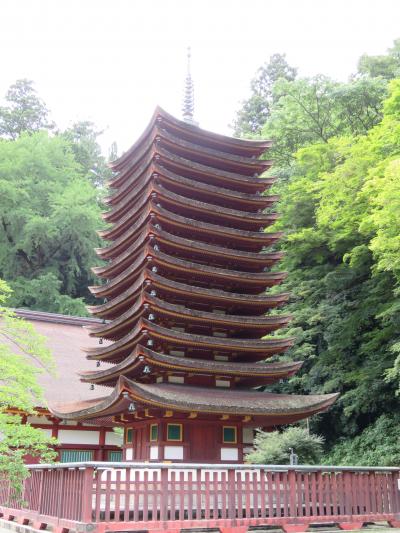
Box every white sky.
[1,0,400,155]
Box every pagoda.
[51,106,337,463]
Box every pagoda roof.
[97,205,282,260]
[89,248,286,299]
[79,345,303,386]
[87,294,291,340]
[109,125,271,193]
[93,227,283,279]
[84,318,294,363]
[88,272,289,318]
[111,144,271,201]
[49,375,338,425]
[110,107,272,174]
[104,162,276,223]
[100,183,278,242]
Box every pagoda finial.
[182,47,198,126]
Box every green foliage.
[0,79,54,139]
[0,280,57,491]
[267,77,400,460]
[233,42,400,464]
[61,121,111,187]
[246,427,324,465]
[325,415,400,466]
[263,75,386,167]
[0,131,104,313]
[233,53,297,136]
[358,39,400,80]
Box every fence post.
[160,467,169,522]
[228,468,236,520]
[81,467,94,523]
[288,469,297,518]
[37,470,44,515]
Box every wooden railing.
[1,462,400,533]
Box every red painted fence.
[1,462,400,533]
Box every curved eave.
[97,205,282,260]
[94,226,283,279]
[80,346,303,385]
[88,272,289,318]
[105,163,276,222]
[50,376,339,422]
[110,107,272,174]
[100,184,278,241]
[89,249,287,299]
[111,144,271,203]
[110,126,270,191]
[87,294,292,339]
[84,318,294,362]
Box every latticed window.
[60,449,94,462]
[108,450,123,461]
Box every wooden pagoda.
[51,107,337,463]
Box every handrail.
[24,461,400,472]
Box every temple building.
[49,106,338,463]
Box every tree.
[0,131,103,313]
[0,280,57,491]
[358,39,400,80]
[233,53,297,136]
[0,79,54,139]
[246,427,324,465]
[262,75,386,167]
[267,78,400,458]
[61,121,111,187]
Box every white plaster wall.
[58,429,100,444]
[27,416,52,425]
[164,446,184,460]
[221,448,238,461]
[105,431,123,446]
[242,427,254,444]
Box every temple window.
[167,423,183,441]
[222,426,237,444]
[150,424,159,442]
[60,449,94,462]
[125,428,133,443]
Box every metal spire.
[182,47,198,125]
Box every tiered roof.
[51,107,337,424]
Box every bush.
[324,414,400,466]
[246,426,324,464]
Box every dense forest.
[0,41,399,464]
[234,41,400,464]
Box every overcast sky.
[1,0,400,154]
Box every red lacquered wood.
[170,470,176,520]
[196,468,202,520]
[236,470,243,519]
[220,470,227,519]
[187,470,194,520]
[252,469,259,518]
[212,470,219,520]
[205,471,211,520]
[244,471,251,518]
[282,471,289,517]
[267,471,274,518]
[259,468,266,518]
[104,469,112,522]
[288,470,297,518]
[303,473,310,517]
